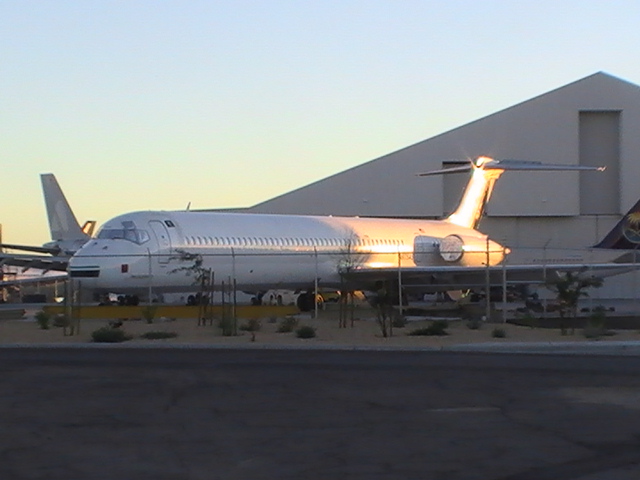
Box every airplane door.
[149,221,172,264]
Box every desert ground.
[3,304,639,348]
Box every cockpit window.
[98,221,150,245]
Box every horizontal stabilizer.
[417,157,605,176]
[416,156,605,230]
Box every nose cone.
[68,239,153,294]
[67,241,103,290]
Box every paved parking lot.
[1,347,640,479]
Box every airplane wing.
[0,272,68,288]
[343,262,640,292]
[0,243,60,255]
[0,252,69,272]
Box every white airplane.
[67,156,638,310]
[0,173,95,272]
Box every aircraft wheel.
[296,293,311,312]
[125,295,140,306]
[296,292,321,312]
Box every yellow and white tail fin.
[418,157,605,230]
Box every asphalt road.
[1,347,640,479]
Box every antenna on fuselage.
[417,156,605,230]
[186,202,191,211]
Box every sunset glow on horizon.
[2,0,640,246]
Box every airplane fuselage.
[68,210,505,295]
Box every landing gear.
[296,292,323,312]
[117,295,139,306]
[186,293,209,306]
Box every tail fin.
[593,199,640,249]
[418,157,605,230]
[81,220,97,237]
[40,174,89,241]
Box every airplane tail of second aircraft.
[593,199,640,249]
[40,174,90,241]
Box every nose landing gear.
[117,295,139,306]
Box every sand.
[4,306,639,348]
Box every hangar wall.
[248,72,640,299]
[251,72,640,226]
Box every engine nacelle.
[413,234,506,267]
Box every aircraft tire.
[296,293,312,312]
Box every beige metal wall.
[246,72,640,298]
[252,73,640,220]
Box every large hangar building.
[245,72,640,300]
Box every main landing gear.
[117,295,139,306]
[296,292,323,312]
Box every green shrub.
[91,326,132,343]
[295,325,316,339]
[466,318,482,330]
[583,308,614,339]
[392,314,407,328]
[217,316,236,336]
[409,320,449,336]
[141,305,158,324]
[491,327,507,338]
[239,318,262,332]
[35,310,50,330]
[53,314,70,328]
[277,316,299,333]
[140,331,178,340]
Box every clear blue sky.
[2,0,640,246]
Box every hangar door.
[580,110,620,215]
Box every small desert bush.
[295,325,316,339]
[239,318,262,332]
[91,326,132,343]
[466,318,482,330]
[277,316,299,333]
[141,305,158,324]
[140,331,178,340]
[392,314,407,328]
[217,316,236,336]
[491,327,507,338]
[53,314,70,328]
[409,320,449,336]
[583,308,613,339]
[35,310,50,330]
